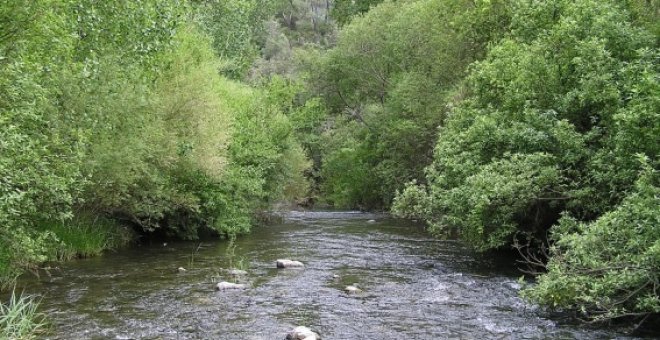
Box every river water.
[19,211,638,339]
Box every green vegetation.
[267,0,657,325]
[309,0,511,209]
[331,0,387,27]
[1,0,658,330]
[388,0,659,323]
[523,162,659,321]
[0,0,309,287]
[37,216,134,261]
[0,290,45,339]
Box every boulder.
[344,285,362,294]
[286,326,320,340]
[276,259,305,269]
[177,267,187,273]
[215,281,246,291]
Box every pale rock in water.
[177,267,186,273]
[344,284,362,294]
[228,269,248,276]
[276,259,305,268]
[286,326,321,340]
[215,281,246,290]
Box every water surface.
[20,211,636,339]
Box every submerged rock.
[286,326,321,340]
[367,219,376,223]
[228,269,248,276]
[344,284,362,294]
[177,267,187,273]
[276,259,305,269]
[215,281,246,291]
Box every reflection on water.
[17,211,639,339]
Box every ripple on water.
[14,212,645,339]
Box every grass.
[44,215,135,261]
[0,215,135,289]
[0,216,135,337]
[0,289,46,339]
[224,237,249,270]
[0,247,20,292]
[188,243,203,269]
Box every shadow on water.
[10,211,651,339]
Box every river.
[19,211,639,339]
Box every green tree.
[392,0,658,321]
[524,162,659,321]
[0,0,312,284]
[313,0,511,208]
[193,0,272,78]
[1,0,83,282]
[331,0,386,26]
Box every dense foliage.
[331,0,385,26]
[1,0,657,329]
[524,162,659,321]
[0,0,309,286]
[311,0,511,208]
[391,0,659,322]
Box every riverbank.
[0,216,134,338]
[0,216,135,290]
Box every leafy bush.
[0,1,312,285]
[193,0,271,78]
[524,163,659,321]
[1,0,85,288]
[313,0,512,209]
[394,0,658,250]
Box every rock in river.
[215,281,246,291]
[344,284,362,294]
[227,269,248,276]
[276,259,305,269]
[286,326,321,340]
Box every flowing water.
[17,212,640,339]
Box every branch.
[335,88,374,131]
[513,236,549,275]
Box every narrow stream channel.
[19,212,638,339]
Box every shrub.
[394,0,657,250]
[524,163,659,321]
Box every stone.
[228,269,248,276]
[344,285,362,294]
[215,281,246,291]
[367,219,376,223]
[276,259,305,269]
[177,267,187,273]
[286,326,320,340]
